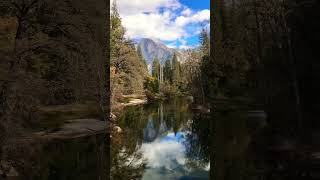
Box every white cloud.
[140,132,186,170]
[111,0,181,15]
[122,12,186,41]
[181,8,193,16]
[175,9,210,27]
[178,38,190,49]
[111,0,210,46]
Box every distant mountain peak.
[138,38,186,71]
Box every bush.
[144,76,159,94]
[161,81,177,97]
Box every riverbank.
[29,94,149,141]
[121,94,148,106]
[33,119,109,140]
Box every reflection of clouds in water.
[205,163,210,171]
[140,131,209,180]
[140,132,187,170]
[140,131,210,171]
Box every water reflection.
[212,106,268,180]
[113,98,210,180]
[32,134,108,180]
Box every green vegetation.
[209,1,320,179]
[110,0,148,108]
[0,0,109,175]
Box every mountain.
[137,38,186,71]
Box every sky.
[111,0,210,49]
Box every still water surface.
[30,98,209,180]
[112,98,210,180]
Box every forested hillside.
[209,1,320,179]
[207,0,320,137]
[0,0,108,177]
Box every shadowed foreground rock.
[34,119,109,140]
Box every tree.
[184,49,203,103]
[164,59,172,83]
[110,0,147,103]
[137,45,147,69]
[152,58,160,80]
[171,53,181,85]
[0,0,110,178]
[110,0,126,74]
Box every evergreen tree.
[110,0,126,73]
[152,58,160,80]
[164,60,172,83]
[137,45,147,69]
[171,53,181,85]
[110,0,147,98]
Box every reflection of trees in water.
[213,110,261,180]
[112,106,148,180]
[185,113,210,169]
[111,141,146,180]
[29,135,108,180]
[113,97,208,179]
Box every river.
[27,98,275,180]
[111,97,210,180]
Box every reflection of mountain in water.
[143,103,169,142]
[119,98,210,180]
[158,120,167,135]
[143,115,157,142]
[143,117,169,142]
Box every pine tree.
[164,60,172,83]
[110,0,125,68]
[137,45,147,69]
[152,58,160,79]
[110,0,147,97]
[171,53,181,85]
